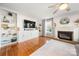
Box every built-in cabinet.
[0,9,39,47]
[18,29,39,42]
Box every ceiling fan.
[48,3,70,14]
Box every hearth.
[58,31,73,41]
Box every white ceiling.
[0,3,79,20]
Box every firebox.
[58,31,73,41]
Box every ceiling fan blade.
[53,3,64,14]
[48,3,59,8]
[58,3,64,7]
[53,9,58,14]
[48,3,64,8]
[49,3,68,14]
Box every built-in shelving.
[0,9,17,47]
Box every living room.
[0,3,79,56]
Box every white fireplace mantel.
[55,27,79,42]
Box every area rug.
[31,39,77,56]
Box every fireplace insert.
[58,31,73,41]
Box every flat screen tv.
[24,20,36,28]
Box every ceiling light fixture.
[59,3,68,10]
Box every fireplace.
[58,31,73,41]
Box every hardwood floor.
[0,37,50,56]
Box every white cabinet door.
[32,30,39,38]
[23,31,31,40]
[19,30,39,42]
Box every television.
[24,20,36,28]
